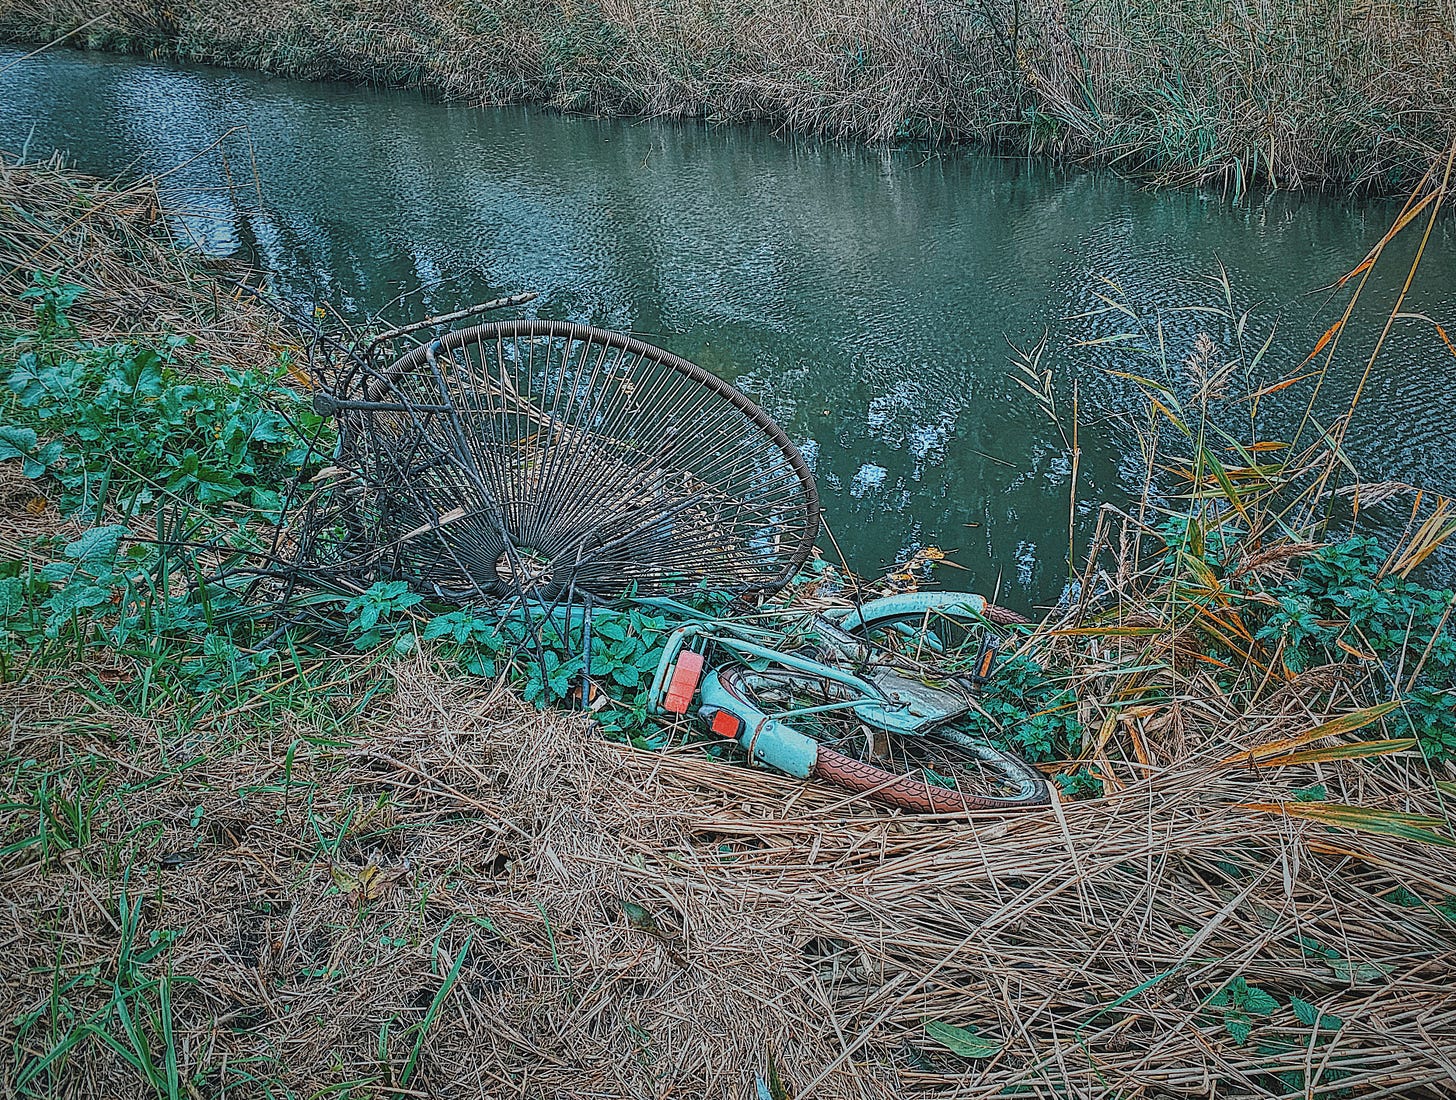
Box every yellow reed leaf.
[1251,738,1417,767]
[1219,701,1401,766]
[1239,800,1455,848]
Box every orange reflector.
[978,646,996,680]
[711,710,743,739]
[662,649,705,714]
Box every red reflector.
[711,710,742,739]
[662,650,705,714]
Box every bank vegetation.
[3,0,1456,192]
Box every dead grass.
[0,151,286,368]
[4,658,1454,1097]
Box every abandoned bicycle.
[645,592,1051,813]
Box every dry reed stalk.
[3,658,1453,1098]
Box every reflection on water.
[3,47,1454,610]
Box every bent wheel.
[309,321,821,604]
[810,731,1049,814]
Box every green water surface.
[3,47,1453,610]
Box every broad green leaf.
[924,1019,1001,1059]
[0,425,38,460]
[1243,986,1279,1016]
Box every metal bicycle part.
[704,665,1050,813]
[297,320,821,608]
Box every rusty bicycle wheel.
[301,321,821,608]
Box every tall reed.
[3,0,1454,192]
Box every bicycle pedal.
[969,636,999,691]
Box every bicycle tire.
[812,738,1049,813]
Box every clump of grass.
[7,1,1456,192]
[997,155,1456,812]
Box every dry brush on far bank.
[3,0,1456,192]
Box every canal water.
[3,46,1454,610]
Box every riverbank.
[3,0,1455,193]
[3,158,1456,1097]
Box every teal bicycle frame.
[645,592,995,779]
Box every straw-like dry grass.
[0,152,284,366]
[5,659,1455,1099]
[3,0,1455,192]
[2,161,1455,1098]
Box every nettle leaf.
[1290,995,1318,1027]
[1243,986,1280,1016]
[1225,1015,1252,1045]
[596,619,628,642]
[1206,978,1239,1008]
[423,614,457,641]
[924,1020,1001,1059]
[1390,886,1423,908]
